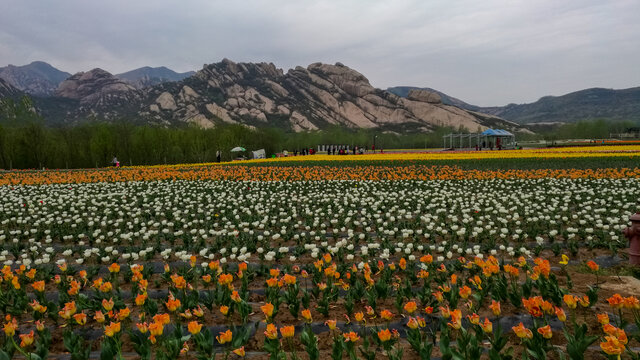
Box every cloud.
[0,0,638,105]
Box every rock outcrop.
[0,78,21,98]
[27,59,521,132]
[55,69,140,110]
[407,89,442,104]
[138,59,517,132]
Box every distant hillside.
[389,86,640,124]
[480,87,640,124]
[0,61,71,96]
[116,66,195,89]
[388,86,481,111]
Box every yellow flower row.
[134,145,640,169]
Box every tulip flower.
[19,330,35,348]
[377,328,392,342]
[512,323,533,339]
[233,346,246,357]
[537,325,552,339]
[280,325,294,338]
[104,322,121,337]
[188,321,202,335]
[403,301,417,314]
[264,324,278,340]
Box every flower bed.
[0,164,638,359]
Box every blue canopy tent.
[443,129,515,150]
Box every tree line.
[0,96,455,169]
[0,95,637,169]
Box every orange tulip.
[153,313,171,325]
[31,280,45,292]
[59,301,77,319]
[218,273,233,286]
[555,307,566,322]
[188,321,202,335]
[537,325,552,339]
[467,313,480,325]
[377,328,392,342]
[94,311,106,323]
[448,309,462,330]
[512,322,532,339]
[282,274,296,285]
[149,321,164,336]
[403,301,417,314]
[280,325,295,338]
[563,294,578,309]
[607,294,624,309]
[439,306,451,319]
[261,303,274,320]
[343,331,360,342]
[102,298,114,311]
[264,324,278,340]
[302,309,312,322]
[105,322,121,337]
[136,322,149,334]
[135,293,147,306]
[380,309,393,321]
[578,295,590,308]
[73,312,87,325]
[597,313,609,325]
[600,335,625,355]
[354,312,364,322]
[459,285,472,299]
[489,300,500,316]
[624,296,640,310]
[19,330,35,347]
[3,318,17,336]
[233,346,246,357]
[117,307,130,321]
[166,296,181,312]
[193,306,205,317]
[480,318,493,334]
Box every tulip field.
[1,146,640,359]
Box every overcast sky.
[1,0,638,106]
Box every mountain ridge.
[0,61,71,96]
[388,86,640,124]
[0,60,522,132]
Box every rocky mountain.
[0,61,71,96]
[0,78,22,98]
[116,66,195,89]
[388,86,481,112]
[389,86,640,124]
[4,59,522,132]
